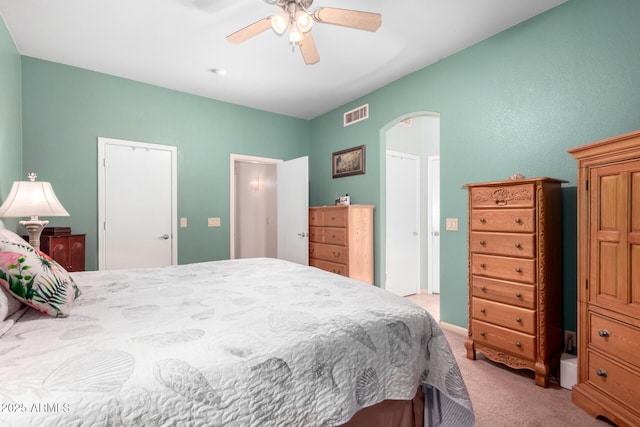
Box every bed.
[0,237,474,426]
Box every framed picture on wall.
[332,145,366,178]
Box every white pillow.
[0,228,29,246]
[0,286,24,320]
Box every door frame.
[97,137,178,270]
[427,155,440,293]
[229,154,280,259]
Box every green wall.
[0,15,22,230]
[12,0,640,334]
[309,0,640,330]
[21,58,310,270]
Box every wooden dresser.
[41,234,86,272]
[568,131,640,426]
[309,205,374,285]
[463,177,564,387]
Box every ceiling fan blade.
[226,17,272,44]
[313,7,381,32]
[299,32,320,65]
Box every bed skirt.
[341,387,424,427]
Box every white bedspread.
[0,258,473,426]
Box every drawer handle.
[331,216,336,220]
[480,286,487,291]
[480,263,486,268]
[515,342,522,348]
[598,330,610,338]
[310,248,315,254]
[515,267,522,273]
[515,292,522,298]
[480,331,486,337]
[331,234,336,238]
[514,218,522,224]
[479,218,486,223]
[332,251,342,257]
[515,243,521,248]
[596,369,607,378]
[479,240,486,245]
[480,308,486,313]
[515,317,522,323]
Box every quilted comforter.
[0,258,473,426]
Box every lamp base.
[19,220,49,251]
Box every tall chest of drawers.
[568,131,640,426]
[463,177,564,387]
[309,205,374,285]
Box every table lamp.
[0,172,69,250]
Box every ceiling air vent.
[344,104,369,127]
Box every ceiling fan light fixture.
[289,25,303,44]
[295,10,313,33]
[271,11,289,35]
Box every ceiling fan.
[226,0,382,65]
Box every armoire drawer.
[309,243,347,264]
[310,258,347,277]
[470,209,535,232]
[587,351,640,411]
[472,319,536,361]
[472,254,536,283]
[471,232,535,258]
[471,276,535,309]
[472,298,535,335]
[589,312,640,369]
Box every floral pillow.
[0,239,81,318]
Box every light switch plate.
[208,217,221,227]
[445,218,458,231]
[180,218,187,228]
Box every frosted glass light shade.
[295,11,313,33]
[271,12,289,35]
[0,180,69,220]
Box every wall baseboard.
[439,321,467,336]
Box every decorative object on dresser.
[463,176,565,387]
[0,172,69,250]
[568,130,640,426]
[39,227,86,272]
[309,205,373,284]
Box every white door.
[277,156,309,265]
[98,138,177,270]
[427,156,441,293]
[385,151,420,296]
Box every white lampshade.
[0,180,69,219]
[0,173,69,250]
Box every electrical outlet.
[564,330,576,353]
[208,217,221,227]
[445,218,458,231]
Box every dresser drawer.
[309,243,347,264]
[472,298,535,334]
[472,254,536,283]
[472,276,535,309]
[472,320,536,361]
[470,184,535,208]
[310,259,347,277]
[309,208,348,227]
[589,313,640,368]
[587,351,640,411]
[471,232,535,258]
[309,227,347,245]
[471,209,535,232]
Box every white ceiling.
[0,0,566,120]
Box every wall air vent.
[343,104,369,127]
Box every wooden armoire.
[568,131,640,426]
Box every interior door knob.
[160,234,170,240]
[297,232,308,238]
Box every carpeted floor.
[405,293,614,427]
